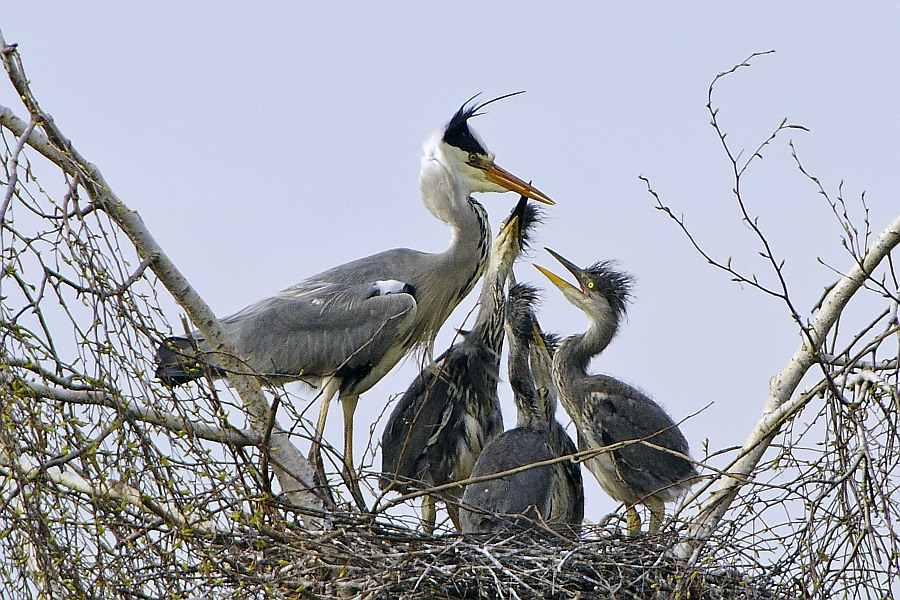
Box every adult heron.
[534,249,697,536]
[459,283,584,535]
[155,95,554,496]
[379,196,539,533]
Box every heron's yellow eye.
[587,282,595,289]
[468,153,480,164]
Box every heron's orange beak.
[484,162,555,205]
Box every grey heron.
[534,249,697,536]
[379,196,538,533]
[155,95,554,501]
[459,283,584,536]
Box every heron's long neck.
[507,334,543,429]
[467,244,511,354]
[415,196,490,354]
[443,197,491,304]
[552,314,618,417]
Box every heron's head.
[506,282,542,343]
[491,195,543,269]
[435,94,554,205]
[506,282,561,425]
[534,249,633,325]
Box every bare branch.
[7,453,225,537]
[678,211,900,560]
[0,31,323,517]
[7,374,262,446]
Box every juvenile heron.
[379,197,539,533]
[534,249,697,536]
[460,283,584,535]
[155,95,554,494]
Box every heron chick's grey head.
[505,282,561,426]
[534,249,633,328]
[505,283,559,354]
[491,194,543,270]
[431,93,555,206]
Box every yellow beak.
[534,263,579,294]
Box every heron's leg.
[421,496,436,535]
[311,377,341,456]
[646,497,665,534]
[339,394,367,510]
[340,394,359,470]
[308,377,341,499]
[446,502,462,533]
[625,506,642,537]
[444,487,462,532]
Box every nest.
[209,514,786,600]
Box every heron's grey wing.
[425,342,503,489]
[380,341,503,493]
[214,281,417,381]
[380,349,454,491]
[548,422,584,527]
[460,428,555,533]
[584,375,697,498]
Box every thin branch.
[0,31,324,519]
[8,375,262,446]
[678,211,900,561]
[7,453,224,537]
[44,254,156,299]
[0,116,34,220]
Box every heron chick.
[154,95,554,505]
[460,283,584,536]
[380,196,540,533]
[534,249,697,536]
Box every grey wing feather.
[548,422,584,527]
[207,281,416,381]
[460,428,555,533]
[379,350,454,491]
[155,247,434,386]
[380,341,502,492]
[586,375,697,498]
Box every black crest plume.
[443,91,525,154]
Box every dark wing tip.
[154,336,201,386]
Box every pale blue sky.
[2,3,898,526]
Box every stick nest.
[209,514,787,599]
